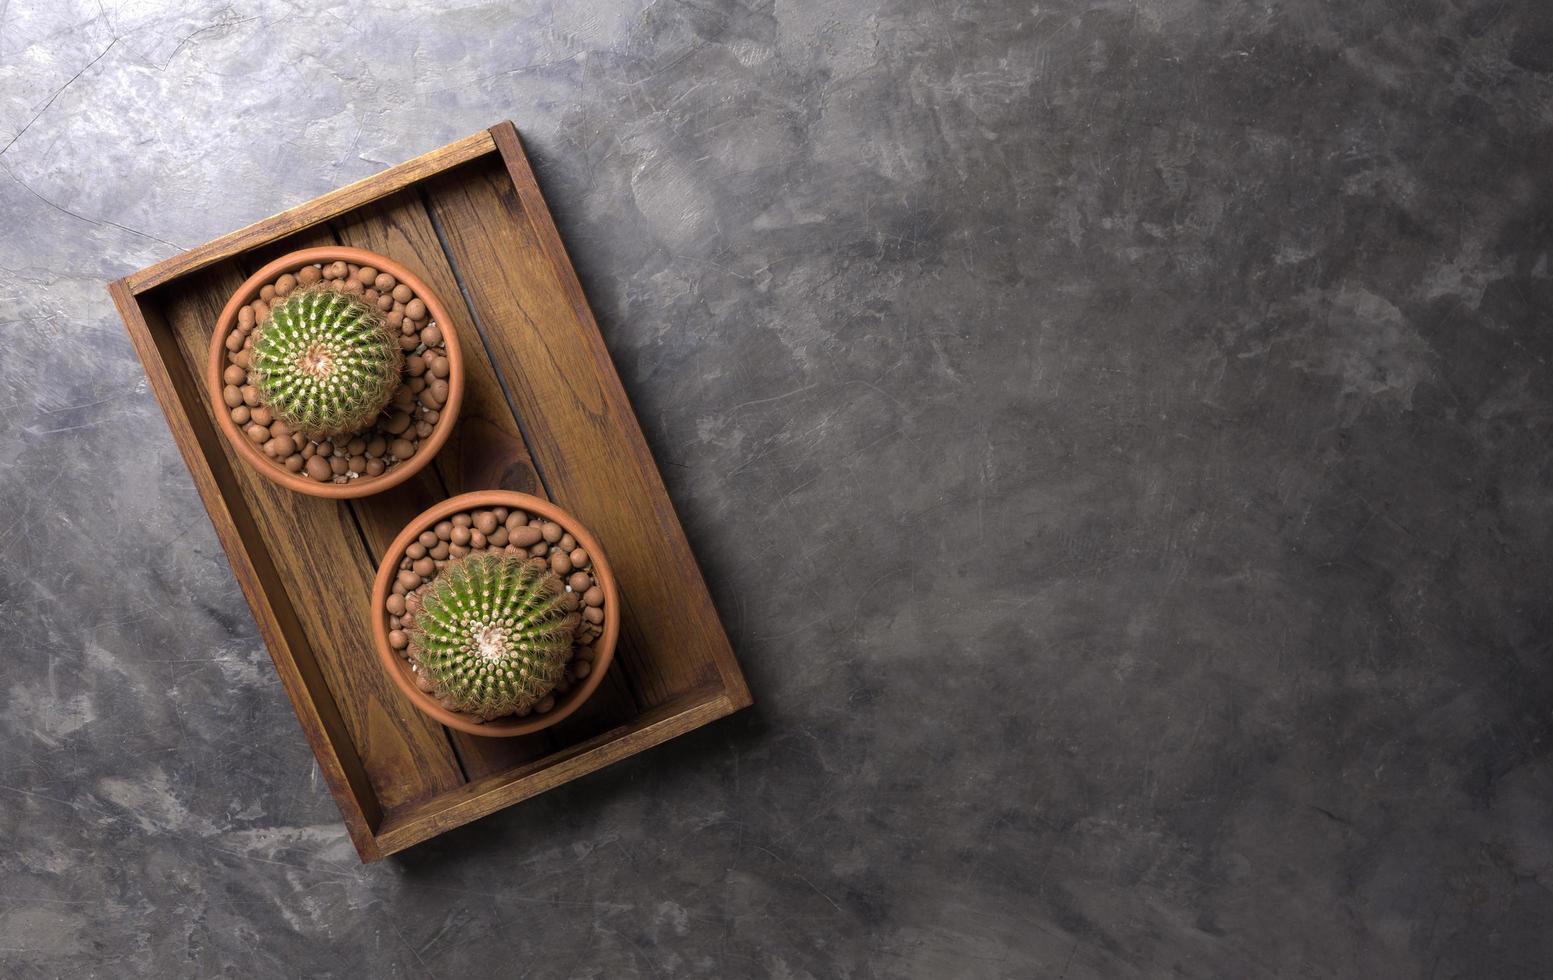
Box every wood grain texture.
[426,141,749,711]
[125,131,496,295]
[159,263,466,812]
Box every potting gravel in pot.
[206,246,464,497]
[371,491,620,737]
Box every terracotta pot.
[371,491,621,737]
[206,246,464,498]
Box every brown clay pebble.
[573,660,592,679]
[469,530,486,549]
[230,405,251,425]
[224,331,244,353]
[387,594,406,616]
[406,355,426,377]
[569,548,590,568]
[366,436,386,457]
[383,411,411,435]
[451,526,471,546]
[387,310,404,329]
[449,543,470,558]
[349,454,368,474]
[345,437,365,455]
[238,306,255,327]
[376,293,394,312]
[356,266,377,286]
[406,542,427,560]
[560,591,580,612]
[388,284,409,303]
[374,272,395,292]
[434,521,454,541]
[583,606,605,624]
[535,695,556,714]
[252,300,269,320]
[415,421,434,439]
[550,552,573,575]
[270,435,296,458]
[241,385,260,407]
[329,456,348,476]
[244,423,269,444]
[505,512,529,533]
[390,438,416,459]
[474,512,497,535]
[452,513,472,528]
[389,630,408,651]
[488,527,508,547]
[298,265,321,285]
[223,364,245,386]
[583,586,603,607]
[430,356,450,379]
[558,533,576,552]
[398,334,418,352]
[413,557,435,578]
[420,324,442,347]
[364,288,380,305]
[259,285,275,302]
[541,522,563,544]
[418,531,438,549]
[568,572,591,592]
[305,455,332,481]
[430,379,450,404]
[396,570,421,591]
[343,279,363,296]
[316,441,334,458]
[300,443,315,459]
[284,454,304,473]
[530,542,548,557]
[250,406,273,427]
[232,350,250,368]
[366,458,385,476]
[276,273,298,296]
[429,541,449,560]
[405,298,426,320]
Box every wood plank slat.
[424,143,748,711]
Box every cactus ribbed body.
[409,553,578,719]
[249,288,402,439]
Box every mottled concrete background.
[2,0,1552,975]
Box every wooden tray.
[108,122,752,861]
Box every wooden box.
[108,123,751,861]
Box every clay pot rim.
[206,246,465,499]
[370,491,621,737]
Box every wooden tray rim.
[108,122,752,861]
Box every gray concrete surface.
[3,0,1553,976]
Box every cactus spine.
[248,288,402,439]
[408,553,578,719]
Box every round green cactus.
[248,288,402,439]
[408,553,579,719]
